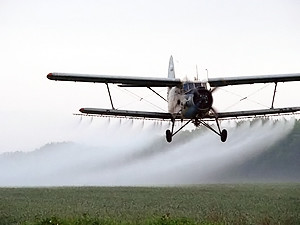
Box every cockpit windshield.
[183,82,195,92]
[183,82,205,92]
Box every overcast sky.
[0,0,300,152]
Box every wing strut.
[106,83,115,110]
[147,87,168,102]
[271,82,278,109]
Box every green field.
[0,184,299,225]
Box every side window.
[183,83,188,91]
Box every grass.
[0,184,299,225]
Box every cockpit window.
[195,83,204,88]
[184,82,205,92]
[183,82,195,92]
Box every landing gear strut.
[215,117,227,142]
[165,118,193,143]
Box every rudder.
[168,56,175,78]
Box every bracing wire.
[111,85,167,112]
[219,84,271,111]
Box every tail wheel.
[166,130,172,143]
[221,129,227,142]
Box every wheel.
[220,129,227,142]
[166,129,172,143]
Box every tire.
[166,130,172,143]
[221,129,227,142]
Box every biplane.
[47,56,300,142]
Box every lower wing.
[78,107,300,120]
[79,108,174,120]
[206,107,300,119]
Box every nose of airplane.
[193,88,213,110]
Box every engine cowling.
[193,88,213,110]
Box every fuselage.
[168,81,213,119]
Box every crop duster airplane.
[47,56,300,142]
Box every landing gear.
[165,118,193,143]
[214,116,227,142]
[165,117,227,143]
[196,118,228,142]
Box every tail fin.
[167,56,175,100]
[168,56,175,78]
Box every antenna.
[205,69,211,90]
[196,65,199,81]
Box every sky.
[0,0,300,152]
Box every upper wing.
[206,107,300,119]
[208,73,300,87]
[47,73,181,87]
